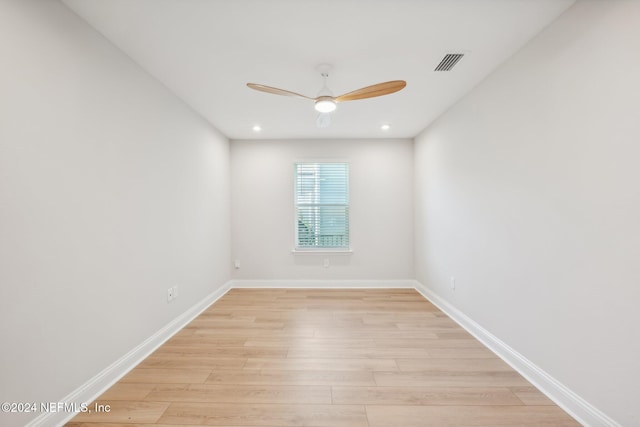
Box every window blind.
[294,162,349,249]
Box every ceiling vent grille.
[435,53,464,71]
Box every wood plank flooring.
[66,288,579,426]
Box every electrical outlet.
[167,287,174,302]
[173,285,179,299]
[234,259,241,269]
[323,259,330,268]
[450,277,456,290]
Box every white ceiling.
[62,0,575,140]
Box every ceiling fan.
[246,65,406,128]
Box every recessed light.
[381,124,391,131]
[252,125,262,132]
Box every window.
[294,162,349,249]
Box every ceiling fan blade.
[334,80,406,103]
[246,83,312,100]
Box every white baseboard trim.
[229,279,417,289]
[26,281,232,427]
[414,281,620,427]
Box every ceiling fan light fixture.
[314,97,336,113]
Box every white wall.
[0,1,230,426]
[414,1,640,425]
[231,139,413,281]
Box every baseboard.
[414,281,620,427]
[26,281,232,427]
[230,279,417,289]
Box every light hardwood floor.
[67,288,580,426]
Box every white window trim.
[291,248,354,255]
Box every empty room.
[1,0,638,426]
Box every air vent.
[435,53,464,71]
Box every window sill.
[291,248,353,255]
